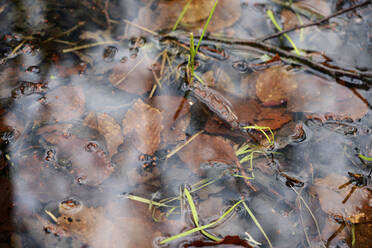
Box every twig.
[163,35,372,84]
[260,0,372,42]
[42,21,86,44]
[166,130,204,159]
[104,0,112,30]
[62,41,118,53]
[122,19,158,36]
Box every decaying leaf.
[230,97,292,130]
[288,73,369,121]
[202,69,236,95]
[150,96,190,145]
[178,133,239,175]
[122,99,163,155]
[311,173,372,246]
[53,198,157,248]
[37,124,114,186]
[255,65,298,107]
[108,52,155,95]
[16,155,72,203]
[312,173,371,222]
[293,0,331,19]
[128,0,241,35]
[84,112,123,157]
[36,85,85,124]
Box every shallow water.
[0,0,371,247]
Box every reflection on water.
[0,0,371,247]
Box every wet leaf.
[184,235,252,247]
[178,133,239,175]
[122,99,163,155]
[84,112,124,157]
[202,69,236,95]
[231,97,292,130]
[55,199,157,248]
[150,96,190,145]
[293,0,331,19]
[312,173,371,221]
[108,52,155,95]
[281,9,300,30]
[255,65,298,107]
[288,73,369,121]
[36,85,85,124]
[129,0,241,35]
[0,67,20,98]
[16,155,72,204]
[37,124,114,186]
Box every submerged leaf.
[178,133,239,175]
[255,65,298,107]
[108,52,155,95]
[36,85,85,124]
[84,112,124,157]
[122,99,163,155]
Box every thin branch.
[260,0,372,42]
[162,35,372,84]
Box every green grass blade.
[351,224,356,247]
[124,194,176,208]
[172,0,193,31]
[160,199,243,244]
[358,153,372,162]
[267,9,300,55]
[242,201,273,248]
[232,174,254,180]
[195,0,219,52]
[184,188,221,241]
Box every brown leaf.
[36,85,85,123]
[128,0,241,35]
[202,69,236,95]
[37,124,114,186]
[56,199,157,248]
[255,66,298,107]
[84,112,123,157]
[108,53,155,95]
[16,155,71,203]
[281,9,300,30]
[178,134,238,175]
[229,96,292,130]
[312,173,371,221]
[293,0,331,18]
[150,96,190,145]
[288,73,368,121]
[122,99,163,155]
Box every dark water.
[0,0,371,247]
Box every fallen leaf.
[122,99,163,155]
[84,112,124,157]
[202,69,236,95]
[36,85,85,124]
[55,198,157,248]
[16,155,72,203]
[293,0,331,19]
[177,133,239,175]
[128,0,241,35]
[255,65,298,107]
[312,173,371,221]
[108,52,155,95]
[37,124,114,186]
[150,96,190,145]
[288,73,369,121]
